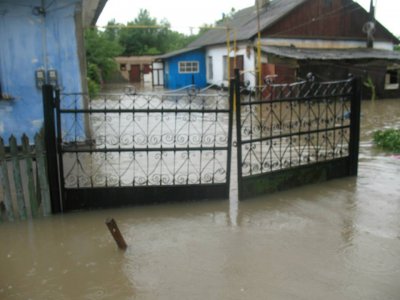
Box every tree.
[117,9,195,56]
[84,28,123,95]
[216,8,236,26]
[119,9,165,55]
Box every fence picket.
[22,134,38,217]
[35,133,52,216]
[0,137,15,221]
[9,135,27,220]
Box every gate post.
[42,84,62,213]
[348,77,362,176]
[234,69,243,199]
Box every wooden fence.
[0,134,51,222]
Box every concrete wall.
[205,43,256,87]
[0,0,84,140]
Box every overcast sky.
[97,0,400,37]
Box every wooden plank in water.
[22,134,38,217]
[9,135,27,220]
[106,218,127,250]
[0,137,15,221]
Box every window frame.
[178,61,199,74]
[385,69,400,90]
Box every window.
[120,64,127,71]
[207,56,213,80]
[385,69,399,90]
[179,61,199,74]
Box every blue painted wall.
[164,50,207,89]
[0,0,84,141]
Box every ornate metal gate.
[235,74,361,199]
[49,87,233,211]
[42,73,361,212]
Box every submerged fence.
[0,134,51,222]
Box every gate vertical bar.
[54,88,65,211]
[234,69,243,199]
[226,77,235,195]
[348,77,362,176]
[42,84,62,213]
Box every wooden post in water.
[35,133,52,216]
[105,218,127,250]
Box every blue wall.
[0,0,83,141]
[164,50,207,90]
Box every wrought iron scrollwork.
[239,76,353,177]
[59,90,231,188]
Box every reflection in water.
[1,99,400,299]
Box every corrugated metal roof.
[156,47,202,59]
[262,45,400,61]
[188,0,307,48]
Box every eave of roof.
[156,47,202,60]
[82,0,108,27]
[261,45,400,61]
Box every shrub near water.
[373,129,400,153]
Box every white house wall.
[261,38,394,51]
[206,43,256,87]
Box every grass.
[373,128,400,153]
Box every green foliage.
[363,76,376,101]
[87,63,101,84]
[108,9,195,56]
[87,77,100,98]
[216,8,236,26]
[84,28,124,81]
[373,129,400,153]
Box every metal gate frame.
[42,85,234,212]
[234,72,361,200]
[42,72,361,212]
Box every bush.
[87,77,100,98]
[373,129,400,153]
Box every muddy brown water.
[1,99,400,299]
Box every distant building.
[185,0,400,98]
[114,56,157,85]
[0,0,107,139]
[157,48,207,90]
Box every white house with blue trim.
[0,0,107,139]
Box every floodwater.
[1,99,400,299]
